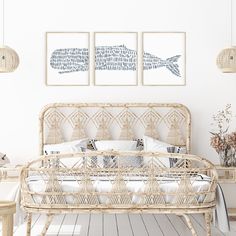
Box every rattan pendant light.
[216,0,236,73]
[0,0,19,73]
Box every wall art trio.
[46,32,186,86]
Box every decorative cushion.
[94,140,141,167]
[166,146,185,167]
[43,139,88,167]
[143,135,187,167]
[135,139,144,151]
[43,138,88,155]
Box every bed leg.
[26,213,32,236]
[182,214,197,236]
[40,214,54,236]
[204,212,212,236]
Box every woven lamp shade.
[0,46,19,72]
[216,47,236,73]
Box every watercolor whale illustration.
[50,45,181,77]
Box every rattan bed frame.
[20,103,217,236]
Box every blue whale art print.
[50,48,89,74]
[50,45,181,77]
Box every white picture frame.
[94,32,138,86]
[46,32,90,86]
[142,32,186,86]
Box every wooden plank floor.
[0,214,235,236]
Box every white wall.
[0,0,236,204]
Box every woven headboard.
[39,103,191,155]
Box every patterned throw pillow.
[43,139,88,167]
[94,140,140,168]
[44,138,88,155]
[135,139,144,151]
[143,135,187,167]
[166,146,178,167]
[88,139,97,150]
[166,146,183,167]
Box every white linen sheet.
[5,175,228,232]
[26,175,211,205]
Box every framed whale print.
[46,32,90,86]
[94,32,138,86]
[142,32,186,86]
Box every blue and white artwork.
[143,52,181,77]
[94,32,138,86]
[50,48,89,74]
[142,32,186,86]
[46,32,90,86]
[50,44,181,78]
[95,45,137,71]
[47,32,185,86]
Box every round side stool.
[0,201,16,236]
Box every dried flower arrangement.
[210,104,236,166]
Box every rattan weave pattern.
[20,103,216,236]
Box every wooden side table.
[215,165,236,217]
[0,201,16,236]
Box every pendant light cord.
[1,0,4,45]
[230,0,233,46]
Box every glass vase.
[219,149,236,167]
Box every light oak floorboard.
[103,214,118,236]
[116,213,134,236]
[58,214,77,236]
[186,215,207,235]
[167,214,192,236]
[41,214,65,236]
[153,214,179,236]
[141,214,164,236]
[128,214,149,236]
[88,214,103,236]
[14,214,45,236]
[74,213,90,236]
[2,213,236,235]
[191,214,224,236]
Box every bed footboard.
[20,151,217,214]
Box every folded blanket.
[214,184,230,232]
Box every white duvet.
[27,174,211,205]
[19,175,230,232]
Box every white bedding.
[27,174,211,205]
[12,174,229,232]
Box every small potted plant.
[210,104,236,167]
[0,153,10,167]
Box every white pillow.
[95,140,137,151]
[43,139,88,167]
[94,140,140,167]
[44,139,88,155]
[143,135,186,167]
[143,136,171,153]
